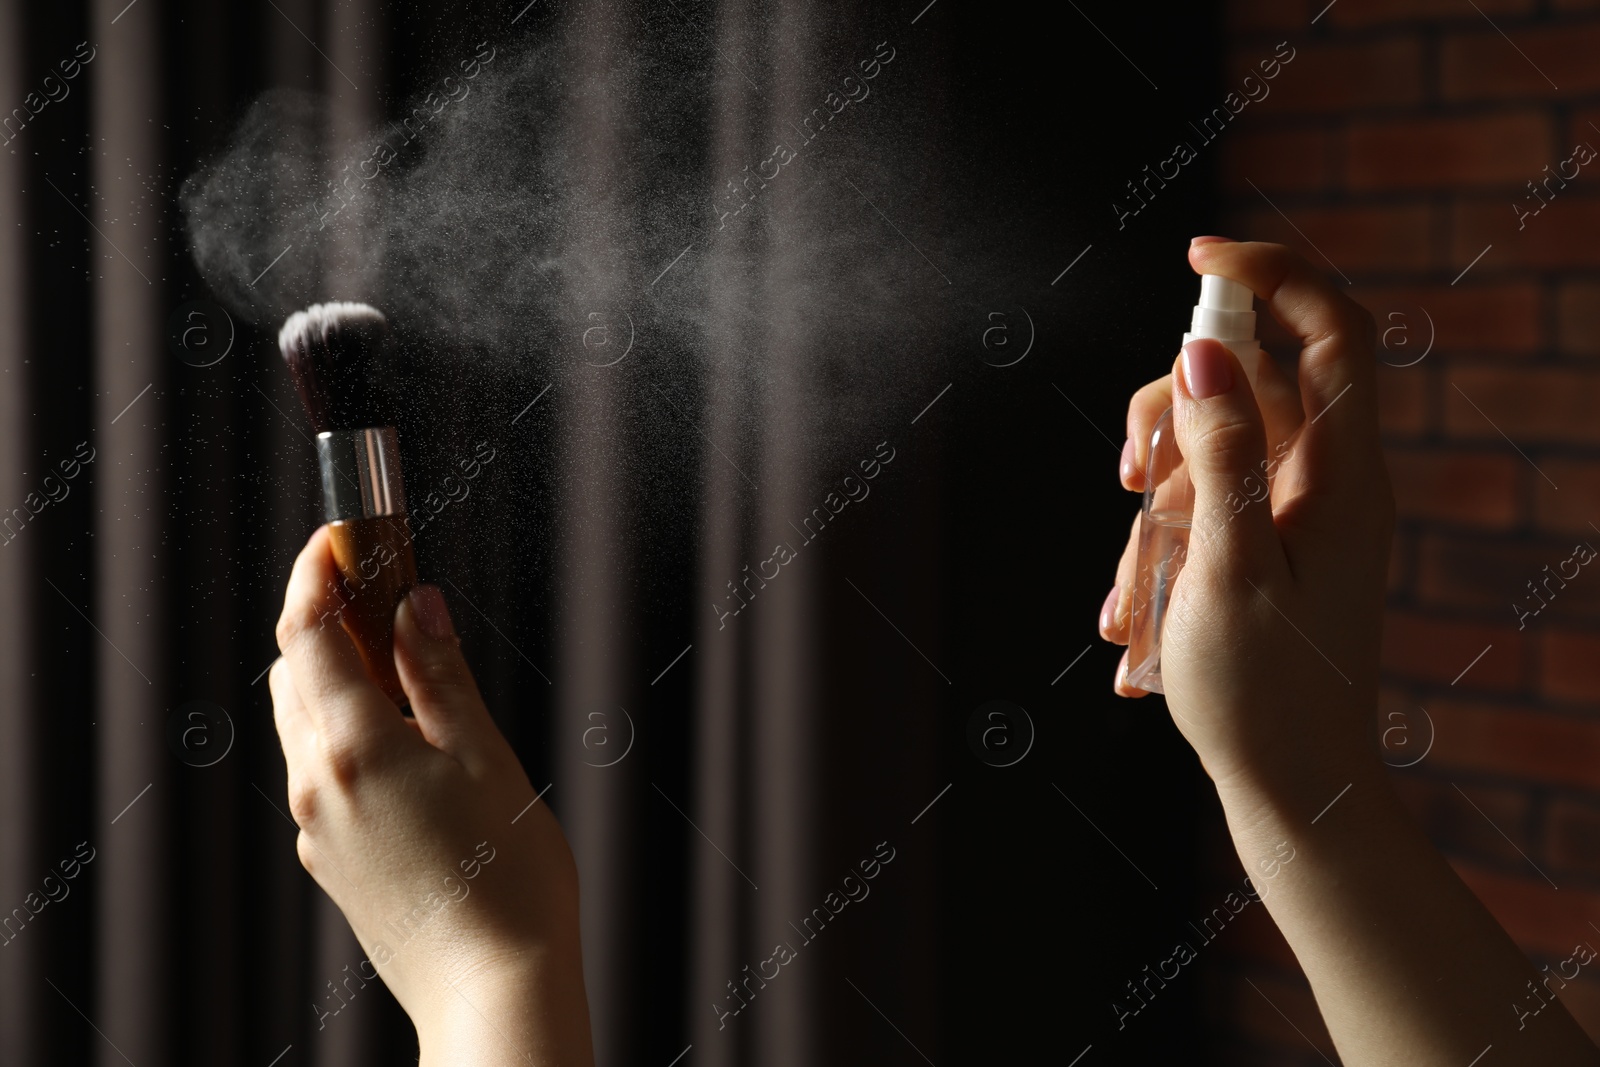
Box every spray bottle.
[1125,274,1262,694]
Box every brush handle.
[326,515,417,704]
[315,427,416,705]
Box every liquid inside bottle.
[1125,274,1261,692]
[1126,406,1191,694]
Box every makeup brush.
[278,302,417,704]
[278,301,395,433]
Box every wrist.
[416,943,593,1067]
[1211,751,1416,917]
[1209,744,1395,841]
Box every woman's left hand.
[270,525,593,1066]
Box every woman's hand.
[270,525,594,1066]
[1096,239,1600,1065]
[1098,237,1394,801]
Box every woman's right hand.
[1093,237,1600,1067]
[1096,237,1394,805]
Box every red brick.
[1227,0,1306,31]
[1534,462,1600,535]
[1393,774,1535,866]
[1389,451,1519,527]
[1453,196,1600,272]
[1352,282,1542,355]
[1228,38,1425,116]
[1329,0,1533,26]
[1346,112,1554,191]
[1420,537,1600,625]
[1569,105,1600,149]
[1378,685,1431,764]
[1558,280,1600,358]
[1568,110,1600,164]
[1443,23,1600,101]
[1428,699,1600,789]
[1220,128,1333,194]
[1389,528,1410,594]
[1378,365,1429,437]
[1382,610,1527,689]
[1546,799,1600,881]
[1445,366,1600,446]
[1455,861,1600,957]
[1235,203,1435,275]
[1543,628,1600,705]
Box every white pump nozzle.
[1182,274,1262,387]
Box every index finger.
[1188,239,1380,458]
[275,525,398,736]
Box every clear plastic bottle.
[1125,275,1262,694]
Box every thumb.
[1171,339,1285,577]
[393,584,493,755]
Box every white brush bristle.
[277,301,387,356]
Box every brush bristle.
[277,302,393,433]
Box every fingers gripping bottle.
[1125,274,1262,694]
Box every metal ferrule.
[316,427,407,522]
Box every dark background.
[2,0,1235,1064]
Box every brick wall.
[1213,0,1600,1061]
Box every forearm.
[1217,753,1599,1066]
[417,948,595,1067]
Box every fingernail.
[1190,235,1235,247]
[1182,340,1234,399]
[408,584,455,641]
[1119,438,1136,483]
[1099,584,1121,635]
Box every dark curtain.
[0,1,1225,1064]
